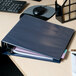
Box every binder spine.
[1,42,14,53]
[1,42,7,53]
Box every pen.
[71,49,76,51]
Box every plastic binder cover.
[1,14,75,63]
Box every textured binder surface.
[2,14,74,61]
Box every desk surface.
[0,0,76,76]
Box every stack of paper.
[12,47,67,60]
[71,50,76,76]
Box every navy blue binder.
[1,14,75,63]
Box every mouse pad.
[21,5,55,20]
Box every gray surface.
[22,5,55,18]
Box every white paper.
[71,53,76,76]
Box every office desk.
[0,0,76,76]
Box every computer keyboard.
[0,0,27,13]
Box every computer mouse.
[33,6,47,16]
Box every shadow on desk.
[0,54,23,76]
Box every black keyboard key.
[0,0,27,13]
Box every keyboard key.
[0,0,27,13]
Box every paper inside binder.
[12,47,53,60]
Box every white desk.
[0,0,76,76]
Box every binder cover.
[1,14,75,62]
